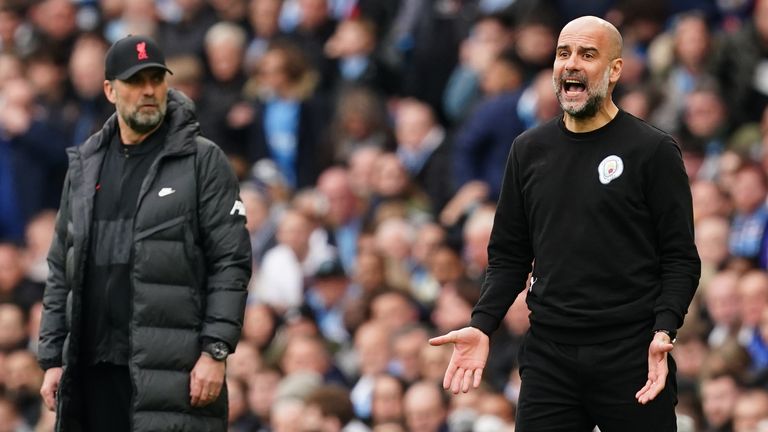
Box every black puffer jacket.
[38,89,252,431]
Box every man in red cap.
[37,34,251,431]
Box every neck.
[563,99,619,133]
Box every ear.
[609,58,623,85]
[103,80,117,104]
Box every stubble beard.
[554,66,611,119]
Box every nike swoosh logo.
[158,188,176,197]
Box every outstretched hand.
[429,327,490,394]
[635,332,674,404]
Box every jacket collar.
[75,88,200,160]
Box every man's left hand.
[635,332,674,404]
[189,354,226,407]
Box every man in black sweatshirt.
[430,16,700,431]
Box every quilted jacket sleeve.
[195,139,252,351]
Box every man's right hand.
[429,327,489,394]
[40,367,63,412]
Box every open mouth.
[563,79,586,96]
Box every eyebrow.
[556,45,600,54]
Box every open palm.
[429,326,490,394]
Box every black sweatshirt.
[470,110,701,345]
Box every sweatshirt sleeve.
[645,136,701,333]
[470,139,534,336]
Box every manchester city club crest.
[598,155,624,185]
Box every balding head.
[559,16,623,60]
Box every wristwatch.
[202,341,230,361]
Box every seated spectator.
[674,322,710,387]
[271,396,306,432]
[244,41,330,190]
[348,145,384,199]
[247,367,282,428]
[451,53,525,201]
[0,395,30,432]
[303,384,371,432]
[393,99,453,215]
[21,210,55,286]
[373,217,417,292]
[60,34,113,148]
[733,389,768,432]
[700,372,742,432]
[443,13,513,124]
[367,154,431,226]
[240,182,278,268]
[367,289,420,334]
[703,270,743,348]
[227,341,263,383]
[729,163,768,266]
[280,334,348,386]
[0,303,27,352]
[409,223,446,305]
[427,245,465,289]
[317,167,366,273]
[0,77,68,242]
[462,204,496,283]
[0,243,43,313]
[349,320,392,420]
[738,271,768,354]
[241,302,280,352]
[284,0,338,91]
[390,324,429,385]
[326,87,395,163]
[198,22,250,167]
[244,0,284,72]
[403,381,449,432]
[305,257,353,344]
[371,374,405,428]
[678,83,730,182]
[227,377,261,432]
[696,216,731,282]
[648,11,715,134]
[324,17,398,95]
[253,209,334,312]
[155,0,217,57]
[431,278,478,334]
[419,342,451,385]
[691,180,731,223]
[4,349,42,428]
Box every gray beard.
[124,110,165,134]
[563,92,604,119]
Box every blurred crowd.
[3,0,768,431]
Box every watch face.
[211,342,229,360]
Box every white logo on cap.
[598,155,624,185]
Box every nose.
[564,53,580,71]
[141,79,155,96]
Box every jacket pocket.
[134,215,187,241]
